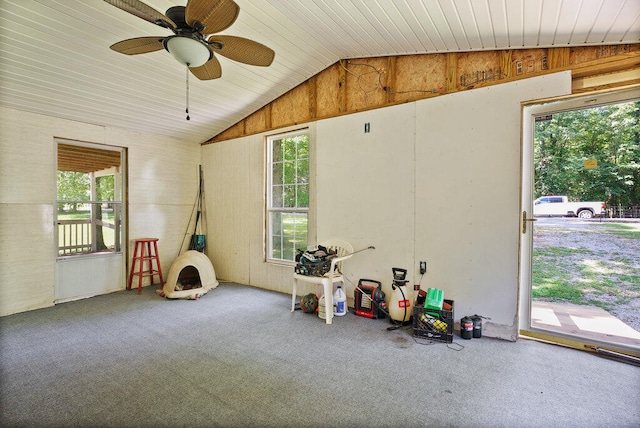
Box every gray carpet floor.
[1,282,638,428]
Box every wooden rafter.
[57,143,121,173]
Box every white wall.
[314,103,416,289]
[202,72,572,339]
[414,73,571,339]
[1,72,571,330]
[200,127,305,294]
[0,107,200,316]
[200,135,253,285]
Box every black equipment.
[391,267,408,288]
[294,245,337,276]
[460,316,474,339]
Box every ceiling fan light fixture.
[165,36,211,67]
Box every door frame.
[518,86,640,356]
[54,139,128,302]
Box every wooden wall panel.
[571,44,636,64]
[445,53,457,92]
[213,121,245,142]
[457,51,501,88]
[316,63,342,118]
[393,54,447,103]
[245,108,267,136]
[384,56,397,104]
[205,44,640,144]
[270,83,311,129]
[308,76,317,120]
[500,50,512,79]
[343,57,388,111]
[509,49,549,78]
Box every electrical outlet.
[420,261,427,275]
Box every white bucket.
[318,295,326,319]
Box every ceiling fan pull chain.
[185,64,190,121]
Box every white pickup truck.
[533,196,605,219]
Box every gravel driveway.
[533,217,640,331]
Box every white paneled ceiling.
[1,0,639,144]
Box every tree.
[96,175,114,201]
[94,175,114,251]
[279,134,309,208]
[534,101,640,209]
[57,171,89,212]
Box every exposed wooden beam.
[385,56,397,104]
[500,50,512,79]
[445,53,457,91]
[572,69,640,92]
[57,143,121,173]
[338,59,347,113]
[308,76,317,120]
[547,47,570,69]
[570,53,640,79]
[264,104,272,130]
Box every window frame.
[55,140,125,258]
[265,129,310,264]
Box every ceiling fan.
[104,0,275,80]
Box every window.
[266,130,309,262]
[57,142,124,257]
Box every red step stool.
[128,238,164,294]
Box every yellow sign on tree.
[584,159,598,169]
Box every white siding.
[201,72,572,339]
[0,107,200,316]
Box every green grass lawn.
[532,223,640,312]
[271,213,308,260]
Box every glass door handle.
[522,211,537,234]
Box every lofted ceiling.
[1,0,639,145]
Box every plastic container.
[388,283,412,323]
[413,299,454,343]
[334,285,347,316]
[424,288,444,316]
[318,295,326,320]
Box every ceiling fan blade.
[189,56,222,80]
[103,0,175,28]
[110,37,165,55]
[185,0,240,34]
[209,35,275,66]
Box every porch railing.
[58,219,93,255]
[57,202,122,256]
